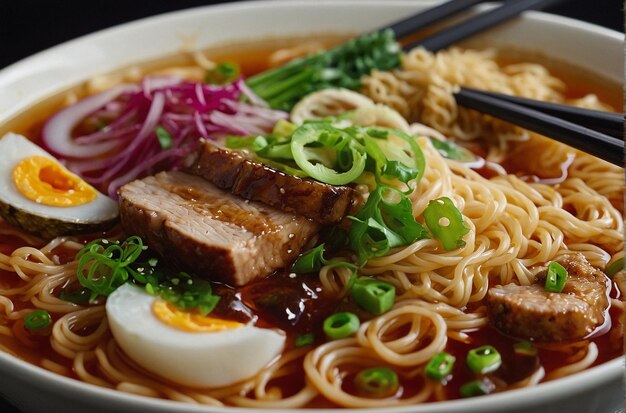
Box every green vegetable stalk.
[246,29,401,110]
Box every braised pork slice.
[119,171,319,286]
[486,254,610,342]
[183,139,357,224]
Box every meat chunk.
[183,139,357,224]
[486,254,610,342]
[119,171,319,286]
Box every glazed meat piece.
[183,139,357,224]
[119,171,319,286]
[486,254,610,342]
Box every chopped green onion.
[605,257,624,278]
[225,136,255,149]
[425,352,456,380]
[75,236,220,315]
[349,185,429,263]
[291,123,366,185]
[205,62,240,85]
[59,288,91,304]
[353,367,399,398]
[544,261,568,293]
[291,243,357,275]
[76,236,145,300]
[292,244,326,273]
[295,333,315,348]
[155,126,173,150]
[514,341,538,357]
[323,312,360,340]
[351,277,395,315]
[423,197,470,251]
[272,119,298,139]
[429,138,477,162]
[460,378,495,398]
[247,30,401,110]
[466,345,502,374]
[24,310,51,330]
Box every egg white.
[106,283,286,388]
[0,132,118,224]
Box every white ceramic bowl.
[0,1,623,413]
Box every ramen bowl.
[0,1,623,413]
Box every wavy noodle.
[0,42,623,409]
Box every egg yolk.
[153,300,243,333]
[13,156,97,207]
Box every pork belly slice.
[119,171,319,286]
[183,139,357,224]
[486,254,610,342]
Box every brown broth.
[0,35,623,406]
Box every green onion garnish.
[429,137,477,163]
[24,310,51,330]
[291,123,366,185]
[351,277,395,316]
[295,333,315,348]
[425,352,456,380]
[205,62,240,85]
[605,257,624,278]
[155,126,173,150]
[544,261,568,293]
[466,345,502,374]
[514,341,538,357]
[353,367,399,398]
[75,236,220,315]
[460,378,495,398]
[323,312,360,340]
[246,30,401,111]
[423,197,470,251]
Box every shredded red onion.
[40,76,288,198]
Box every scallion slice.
[460,378,495,398]
[291,123,366,185]
[423,197,470,251]
[24,310,51,330]
[605,257,624,278]
[466,345,501,374]
[295,333,315,348]
[544,261,568,293]
[514,341,538,357]
[323,312,360,340]
[353,367,399,398]
[425,352,456,380]
[351,277,395,316]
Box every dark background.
[0,0,623,69]
[0,1,623,412]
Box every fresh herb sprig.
[75,237,220,315]
[246,29,401,110]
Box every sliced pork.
[486,254,610,342]
[183,139,357,224]
[119,171,319,286]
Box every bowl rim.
[0,1,623,412]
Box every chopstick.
[398,0,569,52]
[454,88,624,166]
[460,87,624,139]
[385,0,486,39]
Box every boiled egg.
[0,133,118,237]
[106,283,286,387]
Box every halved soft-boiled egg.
[106,284,286,387]
[0,133,118,237]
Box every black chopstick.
[404,0,569,52]
[383,0,486,39]
[460,87,624,139]
[454,88,624,166]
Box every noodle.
[0,43,623,409]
